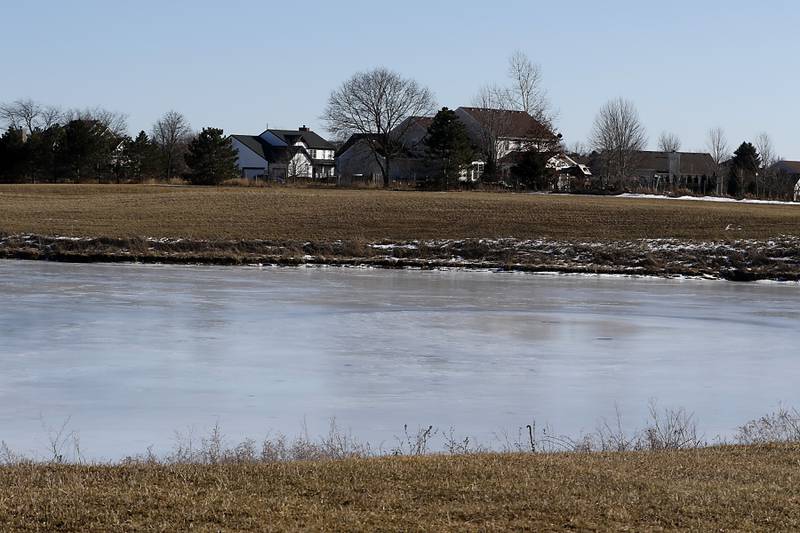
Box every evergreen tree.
[0,128,30,183]
[27,125,64,182]
[425,107,473,189]
[184,127,239,185]
[728,142,760,197]
[55,119,118,181]
[510,151,550,190]
[123,131,161,182]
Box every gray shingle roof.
[772,160,800,175]
[231,135,310,164]
[266,129,335,150]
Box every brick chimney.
[299,125,310,132]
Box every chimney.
[299,125,309,132]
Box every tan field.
[0,184,798,241]
[1,445,799,531]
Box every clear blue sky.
[2,0,798,158]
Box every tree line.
[586,98,796,199]
[2,51,798,199]
[0,101,238,185]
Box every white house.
[795,178,800,202]
[229,126,336,180]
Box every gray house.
[335,117,435,185]
[230,126,336,180]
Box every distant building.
[627,151,718,193]
[335,108,561,185]
[335,117,437,185]
[454,107,559,181]
[230,126,335,180]
[771,161,800,201]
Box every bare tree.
[706,128,729,195]
[64,107,128,137]
[0,98,41,133]
[470,85,515,170]
[506,50,552,125]
[286,150,312,180]
[569,141,589,157]
[0,98,62,134]
[589,98,647,188]
[657,131,681,152]
[754,132,776,170]
[324,67,436,187]
[40,105,63,129]
[152,110,192,180]
[754,132,777,197]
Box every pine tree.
[55,119,118,182]
[728,142,760,197]
[510,151,549,190]
[0,128,30,183]
[184,128,239,185]
[425,107,473,190]
[124,131,160,182]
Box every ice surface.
[0,261,798,459]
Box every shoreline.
[2,233,799,282]
[1,445,798,531]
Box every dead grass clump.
[737,407,800,444]
[219,178,271,188]
[337,239,372,258]
[535,402,703,453]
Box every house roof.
[335,116,434,157]
[772,160,800,175]
[266,129,335,150]
[456,107,556,140]
[396,116,434,130]
[633,151,717,176]
[231,135,311,164]
[231,135,270,160]
[335,133,384,157]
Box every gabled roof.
[772,160,800,175]
[456,107,556,140]
[395,116,434,131]
[335,133,384,157]
[231,135,312,164]
[265,129,335,150]
[231,135,270,160]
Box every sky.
[1,0,799,158]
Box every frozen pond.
[1,260,799,459]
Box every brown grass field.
[0,184,798,241]
[1,445,799,531]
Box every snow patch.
[619,193,799,206]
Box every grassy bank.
[2,445,799,531]
[1,185,798,280]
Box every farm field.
[1,445,798,531]
[0,184,798,241]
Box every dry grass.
[0,445,798,531]
[1,184,798,241]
